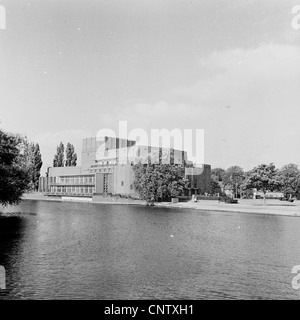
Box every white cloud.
[33,43,300,171]
[99,43,300,169]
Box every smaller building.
[252,189,284,199]
[185,164,211,196]
[47,166,96,197]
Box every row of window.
[94,159,117,165]
[89,168,113,173]
[50,176,95,184]
[50,186,95,194]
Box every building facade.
[45,136,211,200]
[185,164,212,196]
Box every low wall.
[61,196,92,202]
[195,195,219,201]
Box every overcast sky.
[1,0,299,174]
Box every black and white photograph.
[1,0,300,305]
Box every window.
[121,181,124,186]
[103,174,109,193]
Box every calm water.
[0,200,300,300]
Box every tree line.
[0,129,79,206]
[211,163,300,202]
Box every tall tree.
[20,139,35,190]
[65,143,77,167]
[211,180,221,194]
[246,163,281,205]
[32,143,43,190]
[223,166,245,198]
[53,142,64,167]
[277,163,300,199]
[0,130,31,206]
[71,152,77,166]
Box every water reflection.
[0,200,300,300]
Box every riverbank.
[159,199,300,217]
[21,193,300,217]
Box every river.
[0,200,300,300]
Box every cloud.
[99,43,300,169]
[172,43,300,104]
[34,42,300,171]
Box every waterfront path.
[158,198,300,217]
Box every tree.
[211,167,225,195]
[21,140,43,191]
[223,166,245,198]
[132,162,188,205]
[71,152,77,166]
[211,168,226,182]
[245,163,281,205]
[65,143,77,167]
[240,170,254,198]
[0,130,31,206]
[32,143,43,190]
[211,180,221,194]
[53,142,64,167]
[277,163,300,199]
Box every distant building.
[185,165,211,196]
[38,176,48,193]
[252,189,284,199]
[43,136,211,200]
